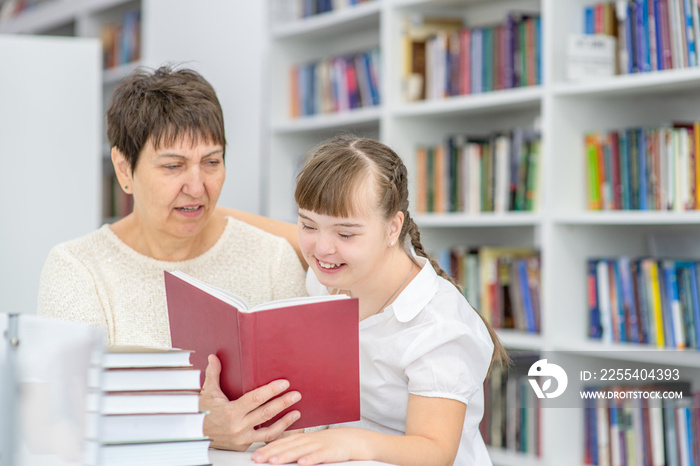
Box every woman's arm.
[215,206,305,269]
[250,394,466,466]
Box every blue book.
[692,264,700,349]
[654,0,665,70]
[588,259,602,339]
[584,6,595,34]
[518,258,537,333]
[624,1,636,73]
[640,0,652,72]
[682,0,697,67]
[661,260,679,348]
[675,262,696,348]
[618,257,640,343]
[612,260,628,341]
[685,404,695,466]
[637,128,648,210]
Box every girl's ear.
[388,211,404,245]
[112,147,133,194]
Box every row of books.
[103,174,133,220]
[101,10,141,70]
[588,257,700,349]
[86,346,209,466]
[401,12,542,102]
[432,246,541,333]
[289,47,380,118]
[585,123,700,211]
[414,128,541,214]
[480,357,541,456]
[583,382,697,466]
[584,0,700,74]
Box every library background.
[3,0,700,465]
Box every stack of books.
[85,346,210,466]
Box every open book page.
[168,270,350,312]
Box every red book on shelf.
[165,270,360,430]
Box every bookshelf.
[267,0,700,465]
[0,0,268,222]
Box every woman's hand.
[250,428,360,465]
[199,354,302,451]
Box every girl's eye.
[339,233,353,239]
[301,224,316,231]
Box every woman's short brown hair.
[106,65,226,172]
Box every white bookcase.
[267,1,700,465]
[0,35,101,315]
[0,0,268,220]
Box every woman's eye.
[339,233,353,239]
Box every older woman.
[37,66,305,451]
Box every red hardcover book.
[459,28,471,95]
[165,270,360,430]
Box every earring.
[390,241,395,246]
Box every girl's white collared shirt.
[306,257,495,466]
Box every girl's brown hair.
[295,134,509,371]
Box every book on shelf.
[431,246,541,333]
[101,9,141,70]
[402,11,542,102]
[289,47,380,118]
[414,128,541,215]
[164,270,361,430]
[585,123,700,211]
[588,256,700,349]
[480,353,541,457]
[582,381,696,466]
[582,0,700,76]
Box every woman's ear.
[388,211,404,245]
[111,147,132,193]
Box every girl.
[251,135,508,466]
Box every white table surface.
[208,445,395,466]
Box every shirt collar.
[387,256,440,323]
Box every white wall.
[0,35,101,314]
[142,0,268,214]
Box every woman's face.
[128,135,225,240]
[297,189,395,293]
